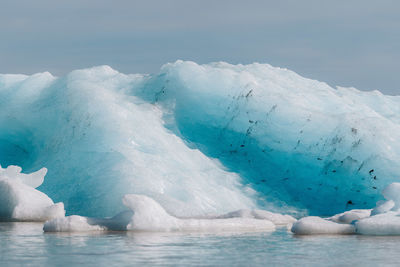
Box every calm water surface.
[1,222,399,266]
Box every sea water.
[1,223,400,266]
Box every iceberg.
[0,165,65,221]
[1,60,400,222]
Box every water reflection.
[1,222,400,266]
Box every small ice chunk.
[328,209,371,224]
[291,216,355,235]
[216,209,296,225]
[382,183,400,210]
[371,200,395,216]
[355,212,400,235]
[0,165,65,221]
[0,165,46,188]
[43,215,106,232]
[43,211,134,232]
[122,194,179,231]
[123,194,276,232]
[18,167,47,188]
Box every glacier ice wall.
[1,61,399,217]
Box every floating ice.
[371,200,395,216]
[0,66,256,218]
[291,209,370,235]
[215,209,296,226]
[354,183,400,235]
[355,212,400,235]
[44,194,276,232]
[328,209,371,224]
[292,183,400,235]
[43,210,135,232]
[0,165,65,221]
[291,216,355,235]
[1,61,400,219]
[124,194,275,232]
[43,215,106,232]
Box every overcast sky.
[1,0,399,94]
